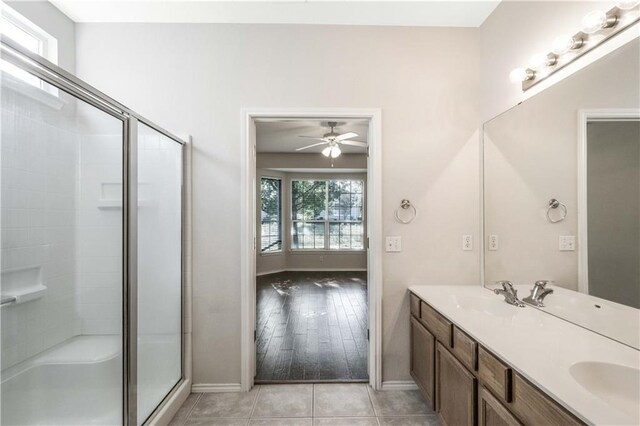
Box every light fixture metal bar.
[522,5,640,91]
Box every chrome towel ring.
[395,199,417,224]
[547,198,567,223]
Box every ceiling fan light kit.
[296,121,367,160]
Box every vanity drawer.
[451,326,477,371]
[478,346,512,402]
[410,293,421,318]
[510,373,583,426]
[420,301,452,347]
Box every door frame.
[240,108,383,391]
[577,108,640,294]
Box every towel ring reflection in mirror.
[395,199,417,224]
[547,198,567,223]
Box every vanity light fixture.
[510,3,640,90]
[509,67,535,83]
[581,10,618,34]
[551,35,583,55]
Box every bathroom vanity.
[409,286,640,426]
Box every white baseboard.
[192,383,243,393]
[256,269,286,277]
[381,380,418,391]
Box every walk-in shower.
[0,36,185,425]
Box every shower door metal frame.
[1,36,187,426]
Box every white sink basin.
[570,361,640,419]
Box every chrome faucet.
[523,280,554,307]
[493,281,525,307]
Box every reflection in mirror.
[483,38,640,349]
[585,118,639,308]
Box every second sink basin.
[569,361,640,421]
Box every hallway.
[255,271,368,382]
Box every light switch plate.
[559,235,576,251]
[489,235,499,251]
[462,235,473,251]
[386,236,402,252]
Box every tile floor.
[170,384,441,426]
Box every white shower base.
[1,333,182,425]
[1,335,122,425]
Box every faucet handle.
[534,280,553,288]
[496,280,514,291]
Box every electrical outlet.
[462,235,473,251]
[559,236,576,251]
[489,235,499,251]
[385,236,402,252]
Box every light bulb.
[582,10,617,34]
[322,146,331,157]
[529,53,547,69]
[330,145,341,158]
[617,1,640,10]
[552,35,582,54]
[509,68,534,83]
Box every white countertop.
[409,285,640,426]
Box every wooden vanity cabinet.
[509,373,583,426]
[436,342,477,426]
[409,293,585,426]
[479,386,522,426]
[410,316,436,409]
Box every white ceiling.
[51,1,500,27]
[256,119,369,154]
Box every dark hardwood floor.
[255,271,369,383]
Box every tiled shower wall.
[1,81,80,370]
[75,117,122,335]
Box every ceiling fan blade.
[296,141,328,151]
[298,136,327,141]
[335,132,358,141]
[339,140,368,147]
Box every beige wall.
[480,0,615,121]
[76,23,481,385]
[484,39,640,290]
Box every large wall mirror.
[483,37,639,349]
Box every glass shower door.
[1,68,124,425]
[136,122,182,424]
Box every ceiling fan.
[296,121,367,158]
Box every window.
[291,179,364,251]
[260,177,282,252]
[1,4,58,92]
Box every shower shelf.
[0,284,47,308]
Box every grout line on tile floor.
[366,384,378,417]
[312,383,316,418]
[249,385,262,418]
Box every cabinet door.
[436,342,476,426]
[411,316,436,409]
[479,386,522,426]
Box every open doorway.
[241,108,382,391]
[255,119,369,382]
